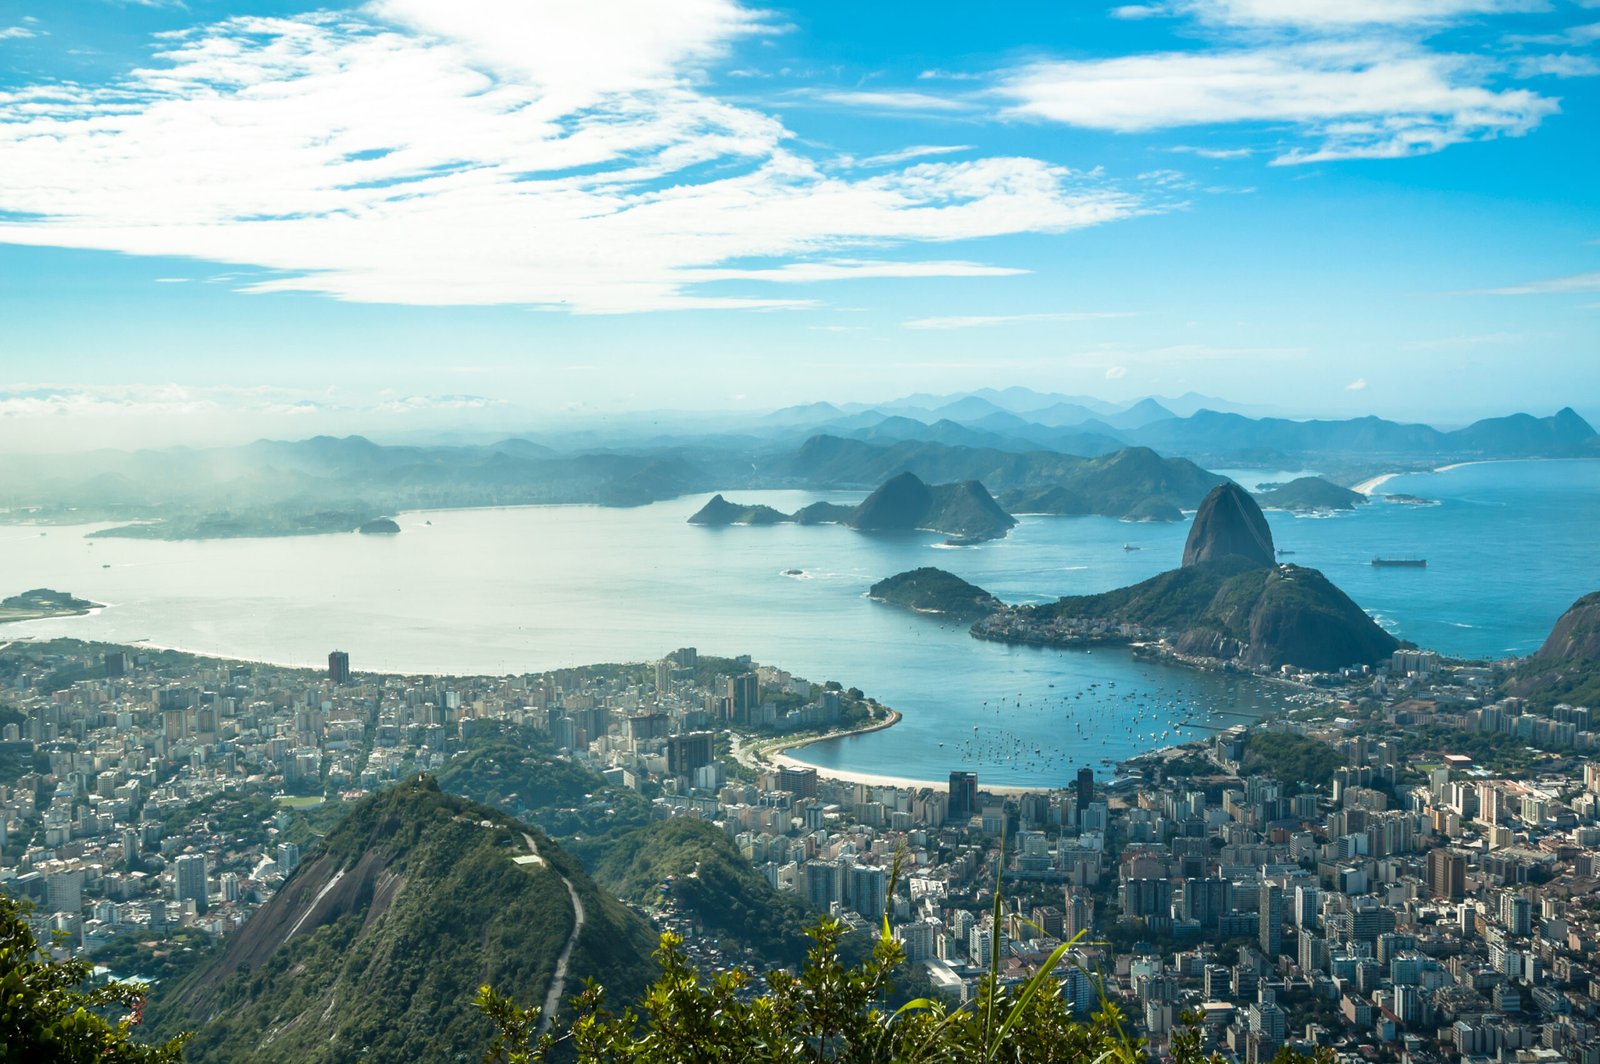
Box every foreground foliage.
[0,892,186,1063]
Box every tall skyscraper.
[1427,849,1466,900]
[1076,767,1095,817]
[328,650,351,685]
[1259,883,1284,957]
[174,853,208,913]
[948,771,978,823]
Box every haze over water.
[3,459,1596,785]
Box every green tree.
[0,893,187,1063]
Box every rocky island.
[0,588,101,624]
[688,471,1017,541]
[356,517,401,534]
[974,482,1400,671]
[868,567,1002,619]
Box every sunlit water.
[2,458,1595,785]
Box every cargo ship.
[1371,557,1426,568]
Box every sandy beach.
[1352,472,1400,495]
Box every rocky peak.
[1182,481,1275,568]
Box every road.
[522,833,586,1034]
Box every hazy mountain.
[847,473,1016,541]
[776,437,1222,521]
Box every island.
[688,472,1017,542]
[0,588,101,624]
[868,567,1002,619]
[356,517,401,535]
[1254,475,1367,513]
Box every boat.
[1371,557,1426,568]
[1122,544,1142,552]
[1276,549,1296,556]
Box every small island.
[0,588,101,624]
[1254,476,1367,513]
[868,567,1002,619]
[357,517,401,535]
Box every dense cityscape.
[5,629,1600,1063]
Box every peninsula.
[971,482,1400,671]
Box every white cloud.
[1346,377,1368,390]
[1000,41,1557,163]
[1105,365,1129,379]
[1514,53,1600,78]
[807,89,975,112]
[1153,0,1544,27]
[0,8,1141,313]
[1479,271,1600,295]
[0,26,37,39]
[902,311,1133,329]
[856,144,974,167]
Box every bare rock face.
[1182,482,1275,568]
[1534,592,1600,664]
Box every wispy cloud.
[1476,271,1600,295]
[903,311,1132,330]
[1135,0,1544,27]
[999,41,1558,163]
[0,25,37,40]
[0,5,1141,313]
[856,144,975,167]
[1346,377,1369,390]
[807,89,976,112]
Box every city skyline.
[1,0,1597,449]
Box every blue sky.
[0,0,1597,448]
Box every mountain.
[687,494,788,525]
[1182,482,1276,568]
[1510,591,1600,708]
[150,777,658,1064]
[1255,476,1367,513]
[1100,398,1177,431]
[780,437,1223,522]
[869,567,1002,618]
[1126,408,1597,463]
[993,485,1397,671]
[579,817,820,966]
[847,473,1016,541]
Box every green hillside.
[149,777,657,1064]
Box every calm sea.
[2,458,1595,785]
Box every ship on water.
[1371,557,1427,567]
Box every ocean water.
[2,458,1595,785]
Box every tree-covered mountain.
[576,816,820,967]
[1254,476,1368,512]
[869,568,1002,619]
[148,777,658,1064]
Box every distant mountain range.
[3,391,1592,540]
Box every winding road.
[521,833,586,1034]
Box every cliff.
[1511,591,1600,707]
[1182,482,1276,567]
